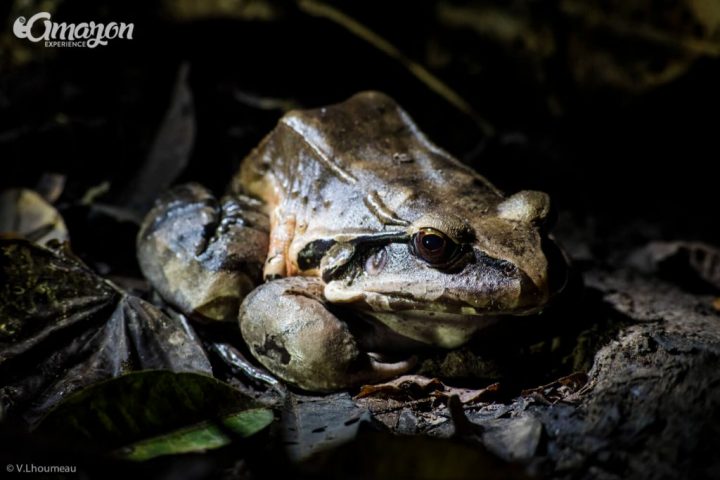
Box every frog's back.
[233,91,503,238]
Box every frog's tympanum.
[138,91,567,392]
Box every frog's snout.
[463,246,552,314]
[511,237,569,312]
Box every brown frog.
[137,91,567,391]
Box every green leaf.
[35,371,264,449]
[119,408,274,461]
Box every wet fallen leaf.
[0,239,212,425]
[282,392,372,462]
[0,239,116,357]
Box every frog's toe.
[347,354,418,386]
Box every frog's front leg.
[137,183,269,322]
[240,277,415,392]
[263,208,295,280]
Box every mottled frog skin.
[137,91,567,391]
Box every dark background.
[2,0,718,278]
[2,2,720,478]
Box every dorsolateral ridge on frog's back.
[137,91,568,391]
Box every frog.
[137,91,568,392]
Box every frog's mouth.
[326,286,550,348]
[323,283,546,318]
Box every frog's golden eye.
[412,228,458,265]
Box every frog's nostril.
[500,261,516,276]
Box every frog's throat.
[365,311,499,349]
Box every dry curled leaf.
[0,188,68,245]
[439,382,502,405]
[356,375,446,401]
[521,372,588,403]
[356,374,501,405]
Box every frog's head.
[320,190,568,347]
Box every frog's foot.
[239,276,416,392]
[137,183,269,322]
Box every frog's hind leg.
[239,276,416,392]
[137,183,269,322]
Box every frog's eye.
[412,228,458,265]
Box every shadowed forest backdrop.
[1,1,720,479]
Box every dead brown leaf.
[521,372,588,403]
[356,374,501,405]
